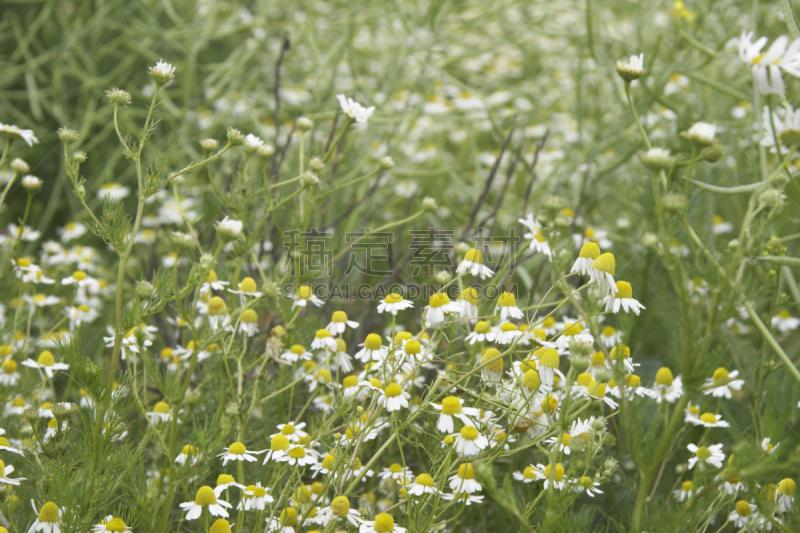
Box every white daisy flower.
[316,496,361,527]
[272,421,309,443]
[494,291,524,320]
[761,437,779,454]
[456,248,494,279]
[571,476,604,497]
[311,329,337,351]
[687,442,725,469]
[738,31,800,95]
[376,293,414,315]
[685,411,729,428]
[219,442,264,465]
[281,344,312,363]
[0,123,38,146]
[423,292,460,328]
[92,516,131,532]
[673,480,695,502]
[262,434,291,464]
[326,310,359,335]
[292,285,324,308]
[97,183,130,201]
[602,281,644,315]
[238,482,274,511]
[407,473,440,496]
[432,396,479,433]
[336,94,375,124]
[21,351,69,379]
[771,309,800,333]
[449,463,481,494]
[28,500,63,533]
[728,500,757,528]
[571,241,601,276]
[702,367,744,399]
[354,334,389,363]
[518,213,552,259]
[379,383,410,412]
[179,486,231,520]
[280,445,318,467]
[451,425,488,457]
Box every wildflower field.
[1,0,800,531]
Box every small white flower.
[218,442,264,465]
[336,94,375,123]
[687,442,725,469]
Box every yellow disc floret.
[591,253,615,275]
[579,242,601,259]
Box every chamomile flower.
[488,322,522,345]
[599,325,622,347]
[311,329,337,351]
[292,285,323,308]
[456,248,494,279]
[519,213,552,258]
[588,253,617,295]
[571,242,601,276]
[738,32,800,95]
[331,339,354,372]
[97,183,130,201]
[327,311,359,335]
[494,291,524,320]
[316,496,361,527]
[219,442,264,465]
[532,348,562,388]
[175,444,198,465]
[263,435,291,464]
[28,500,62,533]
[21,351,69,379]
[354,334,387,363]
[451,425,488,456]
[179,486,231,520]
[479,348,504,383]
[513,465,542,483]
[206,297,230,331]
[379,383,410,412]
[456,287,480,321]
[92,516,131,532]
[227,277,262,299]
[465,321,492,344]
[273,421,309,443]
[380,463,413,482]
[146,401,173,424]
[336,94,375,123]
[728,500,757,528]
[686,412,730,428]
[687,442,725,469]
[61,270,99,290]
[423,292,460,328]
[762,437,779,454]
[376,293,414,315]
[652,367,683,403]
[359,513,406,533]
[281,445,317,467]
[407,473,439,496]
[535,463,566,490]
[432,396,479,433]
[237,309,259,337]
[281,345,312,363]
[0,459,24,485]
[239,482,274,511]
[0,359,20,386]
[449,463,481,493]
[603,281,644,315]
[440,492,484,505]
[776,478,796,513]
[673,480,695,502]
[200,270,229,296]
[711,215,733,234]
[771,309,800,333]
[0,123,38,146]
[341,375,361,399]
[703,367,744,399]
[572,476,604,497]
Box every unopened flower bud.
[271,325,286,337]
[300,171,320,187]
[422,196,438,211]
[662,193,687,214]
[639,147,675,170]
[22,406,38,422]
[380,156,395,169]
[171,231,197,250]
[297,117,313,131]
[642,232,659,250]
[106,88,132,106]
[10,158,29,174]
[149,60,175,86]
[58,127,80,144]
[227,127,245,146]
[199,252,215,271]
[758,188,784,210]
[435,270,451,284]
[73,151,88,164]
[73,183,86,201]
[135,280,156,299]
[200,138,220,152]
[616,53,644,82]
[21,175,42,192]
[309,157,325,173]
[543,195,563,211]
[258,144,275,157]
[700,142,722,163]
[216,217,244,242]
[728,239,740,250]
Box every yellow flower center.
[104,518,127,532]
[37,351,55,367]
[610,344,630,361]
[700,413,717,425]
[543,463,564,482]
[578,476,594,489]
[459,287,479,305]
[464,248,483,264]
[429,292,450,308]
[240,309,258,324]
[712,367,729,384]
[290,345,305,355]
[332,311,348,323]
[416,473,434,486]
[217,474,235,486]
[207,297,227,316]
[321,454,336,470]
[360,333,381,351]
[271,434,290,451]
[474,321,491,334]
[540,394,558,414]
[536,348,559,369]
[394,331,412,343]
[384,292,404,304]
[562,322,583,336]
[591,253,615,275]
[681,480,693,491]
[460,426,479,441]
[281,424,296,435]
[777,478,796,497]
[655,367,674,386]
[280,507,298,527]
[330,496,350,517]
[522,369,541,390]
[497,292,516,307]
[481,349,503,372]
[2,360,17,373]
[194,486,217,506]
[17,258,30,267]
[695,446,712,459]
[249,484,268,497]
[590,352,606,367]
[522,466,538,479]
[373,513,395,533]
[0,437,10,447]
[315,329,332,339]
[181,444,197,456]
[615,281,633,299]
[404,340,421,355]
[625,374,641,388]
[72,271,87,281]
[297,286,312,300]
[343,375,359,388]
[288,446,306,459]
[735,500,752,517]
[534,228,547,242]
[457,463,475,479]
[384,383,403,398]
[578,242,601,260]
[239,277,257,293]
[37,502,59,523]
[228,442,246,455]
[588,381,606,398]
[577,372,593,387]
[369,378,383,389]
